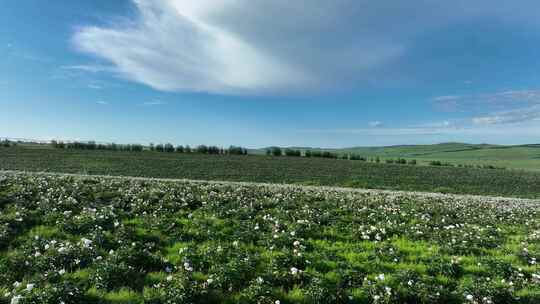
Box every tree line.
[149,144,248,155]
[1,140,16,147]
[51,140,248,155]
[265,147,415,163]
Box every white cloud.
[72,0,540,95]
[96,100,108,105]
[88,84,103,89]
[472,106,540,125]
[61,65,115,73]
[433,89,540,113]
[368,121,383,128]
[142,100,167,106]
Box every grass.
[2,145,540,198]
[0,172,538,303]
[254,142,540,170]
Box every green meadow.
[2,144,540,198]
[0,173,539,303]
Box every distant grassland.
[2,145,540,198]
[261,143,540,171]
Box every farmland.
[2,145,540,198]
[0,172,539,303]
[256,143,540,171]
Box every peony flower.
[10,295,22,304]
[25,283,35,292]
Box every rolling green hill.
[256,143,540,171]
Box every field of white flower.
[0,172,539,303]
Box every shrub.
[396,158,407,165]
[284,149,301,157]
[311,151,322,158]
[228,146,248,155]
[321,151,337,159]
[429,160,453,167]
[196,145,208,154]
[268,147,282,156]
[208,146,220,154]
[164,143,175,153]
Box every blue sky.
[2,0,540,148]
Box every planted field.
[2,146,540,198]
[1,172,539,303]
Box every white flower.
[466,294,474,301]
[58,269,66,275]
[166,275,173,281]
[275,301,280,304]
[25,283,35,292]
[377,274,385,281]
[13,281,21,288]
[256,276,264,284]
[10,295,22,304]
[373,295,381,301]
[81,238,92,248]
[290,267,299,275]
[293,241,300,247]
[206,278,214,284]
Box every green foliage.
[0,173,539,303]
[284,149,302,157]
[2,145,540,197]
[268,147,282,156]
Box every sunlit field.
[1,172,539,303]
[2,145,540,198]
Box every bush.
[268,147,282,157]
[321,151,337,159]
[228,146,248,155]
[164,143,175,153]
[284,149,301,157]
[350,154,366,161]
[196,145,208,154]
[429,160,453,167]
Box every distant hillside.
[254,143,540,171]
